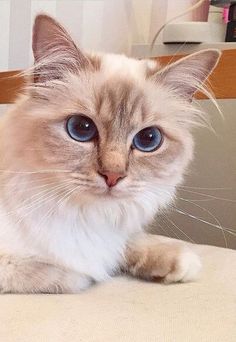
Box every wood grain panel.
[0,49,235,104]
[0,70,25,104]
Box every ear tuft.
[32,14,90,82]
[153,49,221,100]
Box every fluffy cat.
[0,15,220,293]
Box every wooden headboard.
[0,49,235,104]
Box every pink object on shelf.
[223,7,229,23]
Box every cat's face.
[1,15,220,210]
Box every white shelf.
[131,42,236,58]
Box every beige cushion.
[0,244,235,342]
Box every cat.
[0,14,220,293]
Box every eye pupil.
[133,127,163,152]
[66,115,98,142]
[140,130,154,145]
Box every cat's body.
[0,15,220,293]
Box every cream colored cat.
[0,15,220,293]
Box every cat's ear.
[32,14,90,81]
[153,50,221,100]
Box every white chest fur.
[0,198,151,281]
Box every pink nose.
[99,171,126,187]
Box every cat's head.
[1,15,220,212]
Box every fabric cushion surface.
[0,244,235,342]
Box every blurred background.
[0,0,233,69]
[0,0,235,248]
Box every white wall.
[1,0,225,71]
[0,0,158,71]
[0,1,221,71]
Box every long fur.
[0,14,220,293]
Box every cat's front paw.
[126,235,201,284]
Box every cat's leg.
[124,234,201,283]
[0,254,92,293]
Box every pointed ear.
[153,50,221,100]
[32,14,90,81]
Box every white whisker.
[32,184,81,232]
[0,179,73,219]
[158,216,181,240]
[178,188,236,203]
[178,185,232,191]
[163,214,195,243]
[155,221,171,238]
[173,207,233,239]
[14,182,74,226]
[0,169,71,174]
[178,197,227,247]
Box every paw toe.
[164,249,202,284]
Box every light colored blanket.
[0,244,235,342]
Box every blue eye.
[133,126,163,152]
[66,115,98,142]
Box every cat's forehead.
[91,54,160,125]
[100,54,159,82]
[96,77,145,129]
[41,54,163,127]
